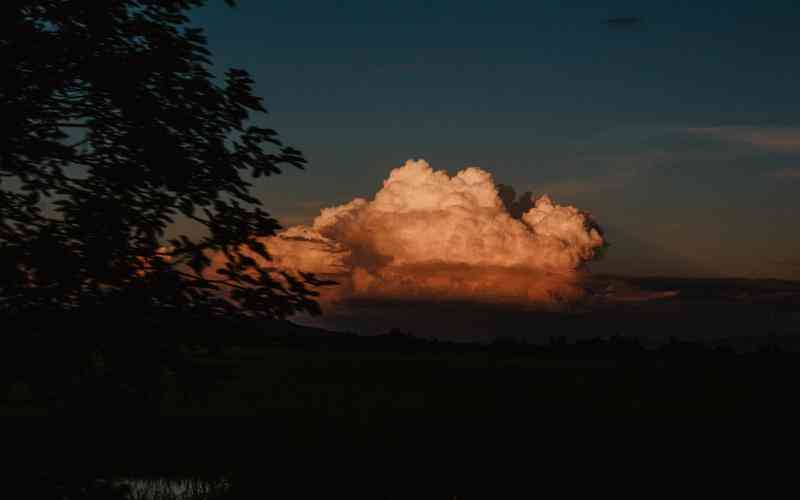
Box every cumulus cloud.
[246,159,606,310]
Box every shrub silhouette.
[1,0,333,410]
[1,0,325,319]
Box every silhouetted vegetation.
[4,307,800,416]
[2,0,326,318]
[1,0,336,407]
[6,309,800,496]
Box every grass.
[5,335,800,497]
[4,339,799,417]
[123,478,231,500]
[144,344,794,417]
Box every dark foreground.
[4,311,800,418]
[5,310,800,497]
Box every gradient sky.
[190,0,800,279]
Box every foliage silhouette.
[1,0,327,320]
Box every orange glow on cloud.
[240,159,606,310]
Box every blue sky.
[190,0,800,279]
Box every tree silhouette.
[1,0,326,320]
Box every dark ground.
[5,280,800,496]
[4,291,800,418]
[3,276,799,423]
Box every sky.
[190,0,800,280]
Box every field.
[6,314,800,496]
[6,329,798,417]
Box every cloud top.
[257,159,605,307]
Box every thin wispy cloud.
[687,127,800,152]
[768,167,800,179]
[527,151,665,199]
[533,170,636,199]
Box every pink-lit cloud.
[245,159,606,310]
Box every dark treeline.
[5,305,800,498]
[4,309,800,416]
[8,312,800,497]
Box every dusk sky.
[191,0,800,280]
[8,0,800,423]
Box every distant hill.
[292,273,800,343]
